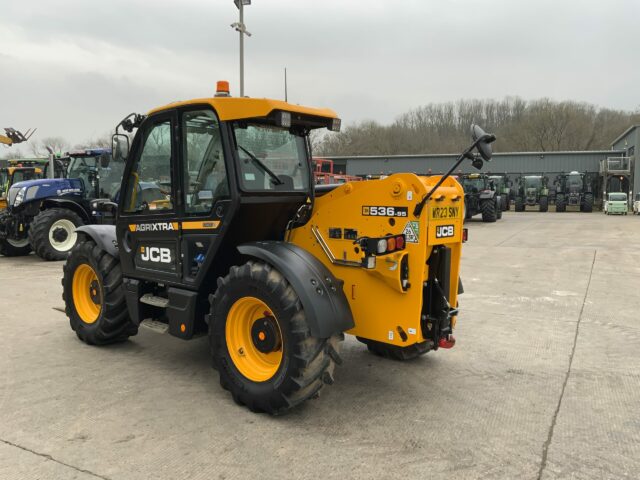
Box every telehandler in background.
[0,127,35,147]
[62,81,495,414]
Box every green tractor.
[488,174,511,211]
[514,174,549,212]
[554,171,594,212]
[461,173,502,222]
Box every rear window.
[609,193,627,202]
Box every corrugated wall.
[328,150,639,202]
[331,151,625,178]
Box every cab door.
[116,111,182,284]
[176,107,233,287]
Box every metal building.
[327,125,640,202]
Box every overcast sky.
[2,0,639,148]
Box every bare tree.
[75,133,112,149]
[315,97,640,156]
[29,136,70,157]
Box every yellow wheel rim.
[72,263,102,324]
[226,296,283,382]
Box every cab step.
[140,318,169,334]
[140,294,169,308]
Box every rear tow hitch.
[438,335,456,349]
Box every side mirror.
[112,134,130,162]
[90,199,118,215]
[471,124,496,161]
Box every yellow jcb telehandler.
[61,81,495,414]
[0,127,35,147]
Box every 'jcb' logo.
[140,247,171,263]
[435,225,454,238]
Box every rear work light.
[275,111,291,128]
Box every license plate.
[429,205,461,220]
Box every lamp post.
[231,0,252,97]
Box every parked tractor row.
[466,171,601,213]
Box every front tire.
[30,208,84,261]
[555,194,566,212]
[539,196,549,212]
[62,239,137,345]
[210,261,343,414]
[583,193,593,213]
[515,196,524,212]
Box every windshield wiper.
[237,145,283,185]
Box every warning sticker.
[402,221,420,243]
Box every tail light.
[361,234,406,256]
[462,228,468,242]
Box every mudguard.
[76,225,118,257]
[479,190,495,200]
[238,241,354,338]
[42,198,91,223]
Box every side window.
[182,110,228,214]
[124,120,173,213]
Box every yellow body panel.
[0,134,13,146]
[0,199,6,210]
[288,173,463,347]
[147,97,337,121]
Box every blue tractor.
[0,148,127,260]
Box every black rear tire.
[62,239,137,345]
[555,194,566,212]
[357,337,430,361]
[481,199,497,222]
[496,201,503,219]
[30,208,84,261]
[539,196,549,212]
[210,261,343,414]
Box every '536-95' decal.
[362,206,408,217]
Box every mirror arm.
[413,136,486,217]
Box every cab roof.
[147,97,338,123]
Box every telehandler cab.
[62,82,495,414]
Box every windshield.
[12,169,40,184]
[525,177,541,188]
[67,156,98,178]
[489,176,503,187]
[567,174,582,187]
[233,123,309,192]
[609,193,627,202]
[462,177,486,192]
